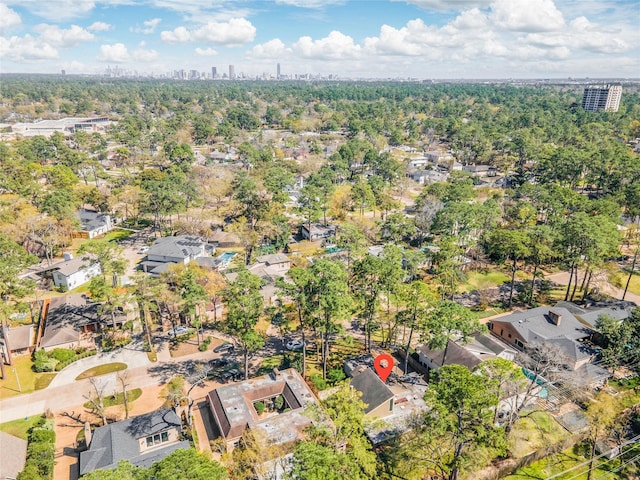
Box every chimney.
[548,310,562,326]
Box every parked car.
[286,340,304,351]
[210,358,229,368]
[213,342,235,354]
[137,246,150,254]
[168,326,188,336]
[221,368,242,383]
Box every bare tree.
[84,377,108,426]
[117,370,131,419]
[185,363,212,427]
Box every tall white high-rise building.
[277,63,281,79]
[229,65,235,80]
[581,85,622,112]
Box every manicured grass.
[83,388,142,409]
[102,228,132,243]
[476,307,508,319]
[460,271,510,293]
[256,355,285,376]
[75,362,127,380]
[0,356,57,400]
[508,411,571,458]
[0,415,45,440]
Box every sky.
[0,0,639,79]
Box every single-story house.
[77,209,114,239]
[255,254,292,275]
[79,409,190,475]
[51,255,102,291]
[408,170,449,185]
[424,151,453,163]
[349,367,395,419]
[0,431,27,480]
[207,368,324,450]
[462,164,498,177]
[1,324,35,356]
[488,307,596,370]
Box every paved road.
[545,271,640,306]
[0,338,231,424]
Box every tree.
[396,281,437,374]
[78,239,128,288]
[304,260,352,379]
[596,314,634,375]
[222,268,264,380]
[424,364,506,480]
[477,358,527,424]
[301,386,377,479]
[485,228,530,306]
[287,442,370,480]
[80,461,141,480]
[584,392,620,480]
[351,254,388,352]
[85,377,108,426]
[117,370,131,419]
[424,301,483,370]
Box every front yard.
[0,356,56,400]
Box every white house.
[78,209,114,239]
[51,255,102,291]
[141,235,212,275]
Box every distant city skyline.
[0,0,638,79]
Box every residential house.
[424,150,453,163]
[462,164,498,177]
[408,170,449,185]
[300,223,337,242]
[77,209,114,239]
[255,254,292,275]
[0,431,27,480]
[349,367,395,418]
[141,235,213,276]
[51,254,102,291]
[553,300,636,330]
[0,324,35,356]
[488,307,595,370]
[79,409,190,476]
[207,368,323,450]
[417,333,517,374]
[39,295,127,351]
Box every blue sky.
[1,0,638,78]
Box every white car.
[168,326,189,336]
[285,340,304,351]
[137,246,150,254]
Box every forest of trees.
[1,77,639,479]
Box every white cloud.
[131,18,161,34]
[293,30,361,60]
[195,47,218,56]
[33,24,95,47]
[132,44,158,62]
[160,26,191,43]
[97,42,130,62]
[6,0,96,22]
[161,18,256,46]
[0,34,58,61]
[395,0,492,11]
[274,0,345,8]
[0,4,21,30]
[248,39,290,58]
[87,21,112,32]
[490,0,565,32]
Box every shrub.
[274,395,285,411]
[17,419,56,480]
[254,401,265,415]
[327,368,346,385]
[33,350,57,373]
[309,374,328,391]
[50,348,76,363]
[198,344,207,352]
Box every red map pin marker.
[373,353,394,382]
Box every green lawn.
[460,271,510,293]
[102,228,133,243]
[75,362,127,380]
[0,415,45,440]
[508,411,571,458]
[84,388,142,408]
[0,356,57,400]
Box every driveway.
[48,340,151,388]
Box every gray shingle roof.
[495,306,591,342]
[147,235,205,259]
[0,431,27,480]
[79,409,188,475]
[349,368,394,414]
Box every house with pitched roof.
[488,307,596,370]
[51,254,102,291]
[79,408,189,476]
[141,235,214,276]
[0,431,27,480]
[349,367,395,419]
[77,209,114,239]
